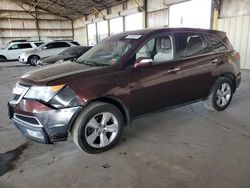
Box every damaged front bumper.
[8,100,82,144]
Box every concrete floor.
[0,61,250,188]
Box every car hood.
[20,61,102,85]
[41,54,75,64]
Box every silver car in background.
[19,40,80,65]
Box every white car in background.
[0,41,43,62]
[19,40,80,65]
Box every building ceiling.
[15,0,126,20]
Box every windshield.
[77,39,133,66]
[60,47,82,55]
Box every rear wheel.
[71,102,124,154]
[28,55,40,66]
[203,77,234,111]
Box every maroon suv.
[8,28,241,153]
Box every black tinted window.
[53,42,70,48]
[70,41,80,46]
[207,34,228,52]
[34,42,43,47]
[45,42,70,49]
[18,43,32,49]
[175,33,212,58]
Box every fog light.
[26,129,44,139]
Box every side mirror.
[42,46,47,50]
[134,58,153,68]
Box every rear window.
[70,41,80,46]
[207,34,228,52]
[175,32,213,58]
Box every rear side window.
[18,43,32,49]
[175,32,213,58]
[70,41,80,46]
[207,34,228,52]
[34,42,44,47]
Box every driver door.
[127,33,184,116]
[7,44,20,59]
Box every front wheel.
[0,55,7,62]
[71,102,124,154]
[203,77,234,111]
[28,55,40,66]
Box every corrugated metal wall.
[0,0,73,47]
[218,16,250,69]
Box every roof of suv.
[115,27,226,37]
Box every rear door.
[18,43,33,53]
[128,32,184,116]
[173,32,223,101]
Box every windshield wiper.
[76,60,110,67]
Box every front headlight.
[24,84,65,102]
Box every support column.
[34,7,41,41]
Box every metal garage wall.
[0,0,73,47]
[218,16,250,69]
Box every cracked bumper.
[8,99,82,143]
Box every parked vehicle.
[0,41,44,62]
[18,41,79,65]
[37,46,92,66]
[8,28,241,153]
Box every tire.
[203,77,234,111]
[0,55,7,62]
[28,55,40,66]
[71,102,124,154]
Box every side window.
[135,35,174,65]
[207,34,228,52]
[44,43,54,49]
[53,42,71,48]
[8,44,19,50]
[175,33,212,58]
[153,36,173,64]
[136,38,155,59]
[34,42,44,47]
[18,43,32,49]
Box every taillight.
[235,52,240,62]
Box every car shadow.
[0,65,29,68]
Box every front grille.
[13,113,42,127]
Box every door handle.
[167,67,181,73]
[209,59,218,63]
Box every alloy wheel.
[216,83,232,107]
[84,112,119,148]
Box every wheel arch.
[90,96,132,127]
[0,55,7,60]
[221,72,236,92]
